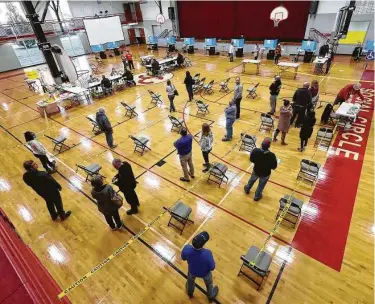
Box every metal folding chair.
[219,78,230,92]
[148,90,163,105]
[76,163,102,182]
[239,134,257,153]
[297,159,321,184]
[44,135,70,154]
[87,116,101,133]
[246,83,260,99]
[168,115,184,133]
[130,135,151,155]
[207,163,228,187]
[121,102,138,118]
[196,100,209,115]
[163,201,194,235]
[259,113,274,132]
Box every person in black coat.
[184,71,195,102]
[290,82,313,128]
[244,138,278,201]
[298,110,316,152]
[112,158,139,215]
[22,160,71,221]
[177,52,184,66]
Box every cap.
[261,138,272,150]
[192,231,210,249]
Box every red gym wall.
[177,1,311,41]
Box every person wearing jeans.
[233,77,243,119]
[174,128,195,182]
[222,100,237,141]
[182,231,219,301]
[244,138,278,201]
[166,80,176,112]
[199,123,213,172]
[24,131,56,174]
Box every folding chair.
[148,90,163,105]
[276,195,304,228]
[259,113,274,132]
[196,100,209,115]
[76,163,102,182]
[193,77,206,94]
[183,58,192,68]
[219,78,230,93]
[116,78,126,91]
[202,80,214,95]
[239,134,257,153]
[207,163,228,187]
[314,127,334,150]
[168,115,184,133]
[246,83,260,99]
[91,87,105,99]
[297,159,321,184]
[193,73,200,83]
[238,246,272,290]
[44,135,70,154]
[163,201,194,235]
[130,135,151,155]
[89,63,100,74]
[87,116,101,133]
[121,102,138,118]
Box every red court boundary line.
[292,70,374,271]
[0,72,25,81]
[0,91,291,246]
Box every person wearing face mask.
[268,75,282,115]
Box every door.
[127,28,137,44]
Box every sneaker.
[208,286,219,302]
[180,177,190,182]
[254,195,263,201]
[126,209,138,215]
[110,144,118,149]
[189,173,195,179]
[203,163,209,167]
[273,138,278,142]
[202,167,210,173]
[51,214,58,221]
[62,210,72,221]
[267,112,274,115]
[222,137,230,142]
[111,227,117,231]
[117,221,125,229]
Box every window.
[11,39,46,67]
[60,35,85,57]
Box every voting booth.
[264,39,278,60]
[301,40,317,63]
[147,36,158,50]
[232,38,245,57]
[184,37,195,54]
[205,38,216,55]
[167,36,176,52]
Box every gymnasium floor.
[0,46,373,303]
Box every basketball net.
[274,19,280,27]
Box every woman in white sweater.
[24,131,56,174]
[199,123,214,172]
[166,80,176,112]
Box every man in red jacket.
[334,83,364,105]
[125,50,134,70]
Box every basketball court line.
[6,116,42,130]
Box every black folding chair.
[121,102,138,118]
[45,135,70,153]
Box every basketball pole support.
[21,1,63,84]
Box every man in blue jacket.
[96,108,117,148]
[174,128,195,182]
[181,231,219,301]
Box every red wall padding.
[177,1,311,41]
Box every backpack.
[321,104,333,124]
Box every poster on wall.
[339,21,370,44]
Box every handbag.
[111,191,123,208]
[173,85,179,96]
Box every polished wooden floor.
[0,45,373,304]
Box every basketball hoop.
[270,6,289,28]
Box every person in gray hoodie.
[222,100,237,141]
[91,175,123,230]
[96,108,117,148]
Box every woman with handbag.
[166,79,177,112]
[91,175,124,231]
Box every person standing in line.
[91,175,123,230]
[273,99,293,145]
[125,50,134,70]
[298,110,316,152]
[112,158,139,215]
[325,49,334,74]
[233,77,243,119]
[268,75,282,115]
[121,51,128,70]
[96,108,117,148]
[228,42,234,62]
[199,123,213,173]
[254,43,260,60]
[274,43,282,64]
[23,160,71,221]
[222,100,237,141]
[334,83,364,105]
[309,80,321,109]
[244,138,278,201]
[181,231,219,302]
[174,128,195,182]
[290,82,312,128]
[166,80,177,112]
[184,71,195,102]
[24,131,56,174]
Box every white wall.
[0,43,22,72]
[68,1,124,18]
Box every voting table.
[88,74,122,89]
[334,102,361,130]
[277,62,300,79]
[145,56,178,74]
[242,59,261,74]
